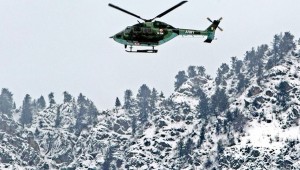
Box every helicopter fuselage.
[111,21,209,47]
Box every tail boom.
[173,18,222,43]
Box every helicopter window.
[154,22,165,28]
[143,28,152,34]
[133,27,141,32]
[116,34,122,38]
[125,27,131,33]
[153,22,174,29]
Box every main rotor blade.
[207,17,213,23]
[108,3,146,21]
[152,1,188,21]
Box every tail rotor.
[207,17,223,31]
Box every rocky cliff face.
[0,34,299,169]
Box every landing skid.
[125,46,158,53]
[126,49,158,53]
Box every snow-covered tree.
[115,97,121,107]
[137,84,151,123]
[37,95,46,110]
[175,71,188,90]
[124,89,134,110]
[48,92,56,107]
[63,91,72,103]
[20,94,33,125]
[0,88,14,115]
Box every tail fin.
[204,18,222,43]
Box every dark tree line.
[0,89,101,133]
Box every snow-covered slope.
[0,34,299,169]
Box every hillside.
[0,32,299,170]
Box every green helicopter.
[109,1,223,53]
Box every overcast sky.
[1,0,300,110]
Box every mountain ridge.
[0,32,300,169]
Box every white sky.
[0,0,300,110]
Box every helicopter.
[109,1,223,53]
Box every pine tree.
[185,138,194,157]
[256,44,268,76]
[37,95,46,110]
[217,140,224,154]
[244,44,268,76]
[277,81,290,107]
[54,106,61,128]
[177,138,184,157]
[88,102,98,125]
[20,94,33,125]
[159,91,165,98]
[48,92,56,107]
[131,116,137,136]
[75,104,87,135]
[124,89,133,110]
[231,56,244,74]
[237,74,249,93]
[226,109,247,132]
[13,102,16,109]
[197,66,206,76]
[32,99,37,111]
[218,88,229,113]
[266,34,282,69]
[150,88,158,112]
[197,88,210,119]
[115,97,121,107]
[235,60,243,74]
[75,93,89,134]
[175,71,188,90]
[137,84,151,123]
[217,140,225,161]
[63,91,72,103]
[102,146,114,170]
[211,88,229,116]
[198,126,205,147]
[0,88,14,115]
[187,66,197,78]
[245,48,256,73]
[215,63,230,86]
[77,93,87,105]
[280,32,296,57]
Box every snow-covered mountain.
[0,32,300,169]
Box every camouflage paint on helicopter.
[109,1,223,53]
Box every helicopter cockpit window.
[153,22,173,29]
[133,27,141,33]
[124,27,131,33]
[143,28,152,34]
